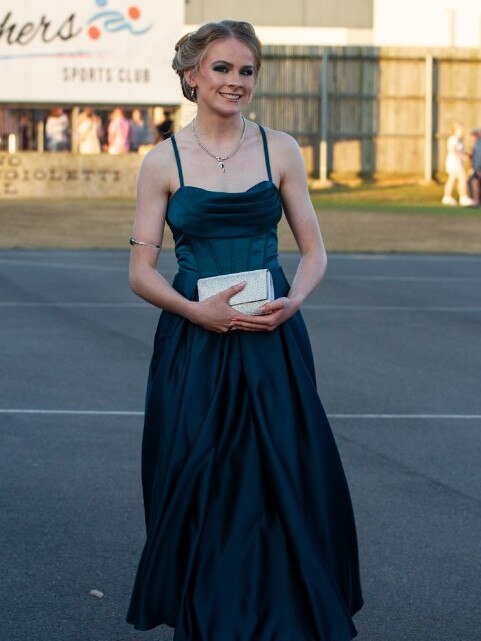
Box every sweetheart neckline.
[170,180,279,199]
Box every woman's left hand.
[229,297,300,332]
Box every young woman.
[442,122,474,206]
[126,20,363,641]
[77,108,102,154]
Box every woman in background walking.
[442,122,474,206]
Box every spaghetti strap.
[258,125,273,182]
[171,136,184,187]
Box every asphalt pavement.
[1,249,480,641]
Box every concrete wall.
[0,152,142,199]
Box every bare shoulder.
[261,126,298,154]
[138,138,176,193]
[261,126,305,179]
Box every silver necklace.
[191,117,247,172]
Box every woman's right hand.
[189,283,246,333]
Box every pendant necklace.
[191,117,247,173]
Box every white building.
[186,0,481,48]
[373,0,481,48]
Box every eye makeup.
[211,60,255,76]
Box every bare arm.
[129,143,244,332]
[278,131,327,305]
[231,131,326,331]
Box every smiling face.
[187,37,257,116]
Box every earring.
[190,87,195,100]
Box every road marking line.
[0,258,128,272]
[1,409,480,420]
[327,275,481,282]
[0,302,148,308]
[1,302,480,312]
[327,255,481,263]
[303,305,481,312]
[0,257,179,276]
[0,409,143,416]
[330,414,481,420]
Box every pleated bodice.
[166,181,282,276]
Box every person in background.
[468,128,481,206]
[107,108,130,154]
[442,122,474,206]
[130,109,153,151]
[45,108,70,151]
[156,108,175,142]
[77,108,102,154]
[19,113,32,151]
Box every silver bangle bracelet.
[129,237,161,249]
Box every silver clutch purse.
[197,269,275,316]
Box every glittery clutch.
[197,269,275,316]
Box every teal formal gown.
[126,126,363,640]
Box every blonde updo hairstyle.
[172,20,262,103]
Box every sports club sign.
[0,0,184,104]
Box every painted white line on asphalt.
[2,251,481,264]
[1,409,480,420]
[0,302,147,308]
[330,414,481,420]
[0,258,128,271]
[2,255,481,273]
[327,254,481,263]
[0,250,128,257]
[0,409,143,416]
[2,263,480,283]
[303,305,481,312]
[1,302,480,312]
[327,275,481,282]
[2,250,481,260]
[0,256,178,275]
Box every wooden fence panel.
[250,46,481,179]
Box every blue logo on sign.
[87,0,152,40]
